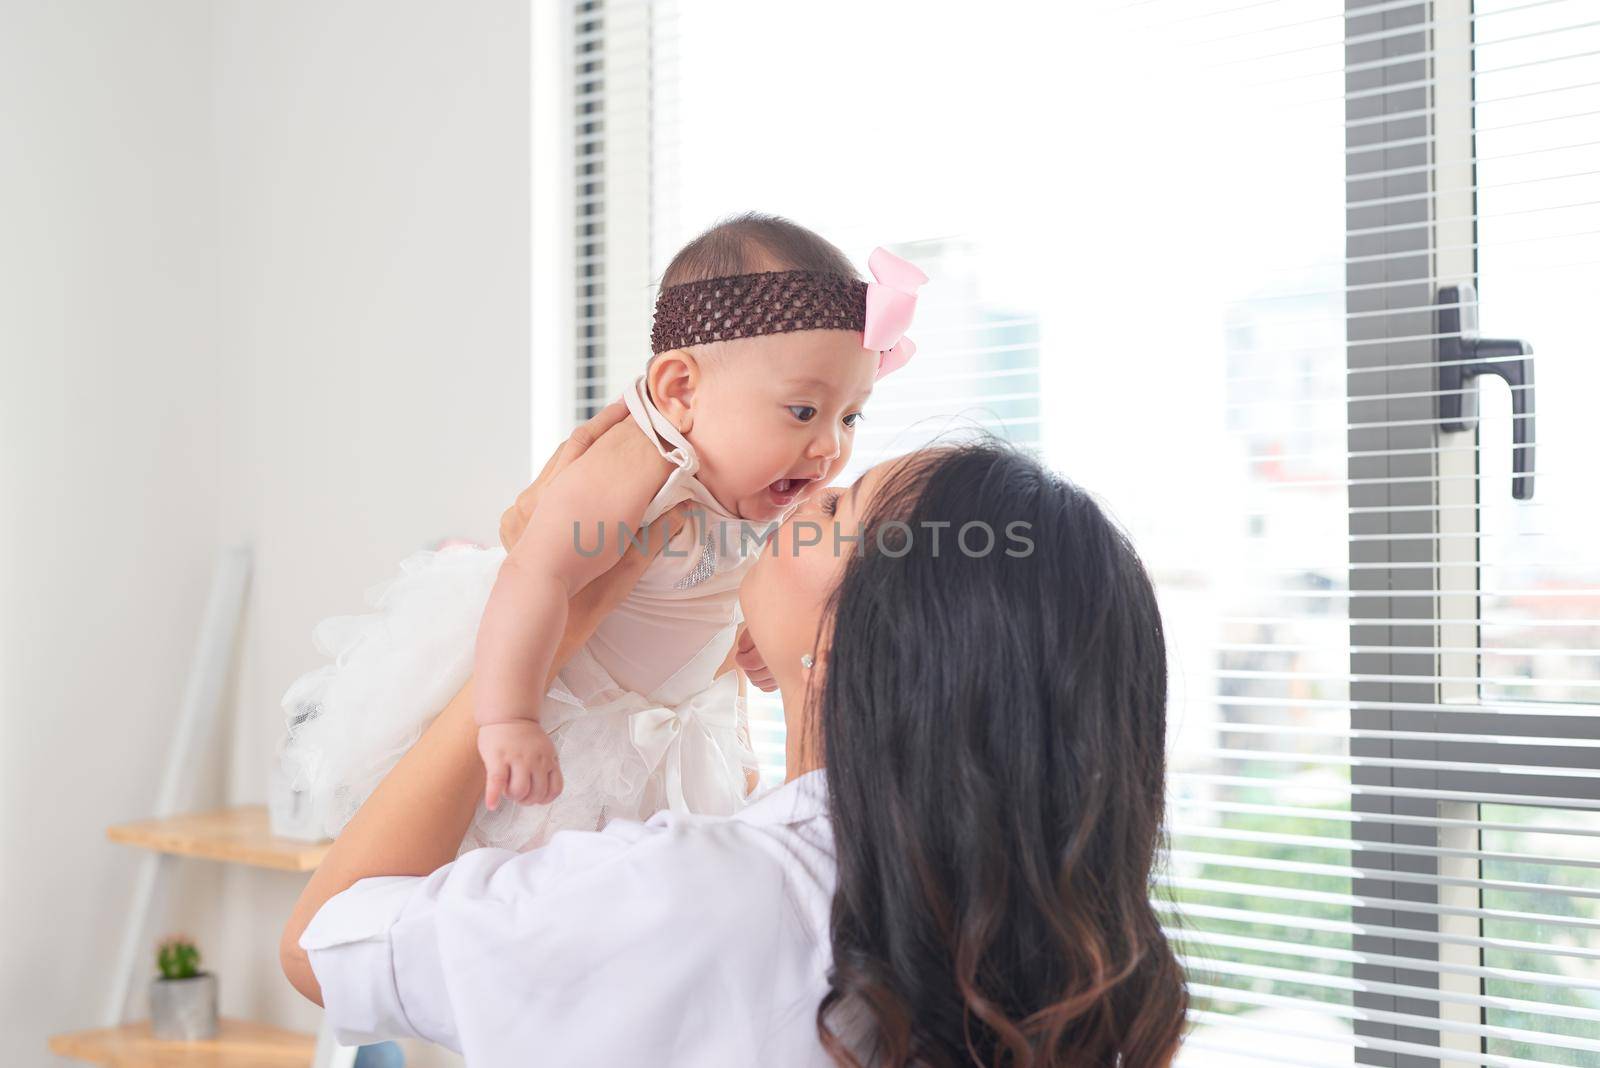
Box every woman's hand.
[733,625,777,692]
[502,396,681,671]
[500,396,630,551]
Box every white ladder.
[101,545,359,1068]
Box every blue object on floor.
[353,1042,404,1067]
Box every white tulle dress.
[276,373,792,856]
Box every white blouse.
[299,769,841,1066]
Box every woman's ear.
[646,350,699,434]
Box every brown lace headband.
[649,247,929,380]
[649,269,867,354]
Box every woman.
[281,399,1188,1067]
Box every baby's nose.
[806,426,842,460]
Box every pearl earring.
[800,653,815,669]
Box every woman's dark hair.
[809,437,1188,1067]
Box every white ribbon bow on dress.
[625,670,746,817]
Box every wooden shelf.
[107,806,330,872]
[48,1017,315,1066]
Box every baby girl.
[278,213,926,853]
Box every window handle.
[1436,283,1535,500]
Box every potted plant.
[149,935,218,1040]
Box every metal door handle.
[1436,283,1535,500]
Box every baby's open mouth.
[766,477,811,505]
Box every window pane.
[1472,0,1600,709]
[1461,3,1600,1053]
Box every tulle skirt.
[277,544,756,856]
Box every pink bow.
[863,246,929,380]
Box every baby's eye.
[790,406,864,428]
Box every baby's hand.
[478,720,563,810]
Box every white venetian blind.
[567,0,657,423]
[562,0,1600,1062]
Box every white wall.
[0,1,227,1062]
[1,3,529,1064]
[212,4,529,1063]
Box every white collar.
[734,768,828,827]
[623,372,699,476]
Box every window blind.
[568,0,657,424]
[563,0,1599,1062]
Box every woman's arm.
[280,398,682,1006]
[280,503,685,1006]
[280,670,478,1007]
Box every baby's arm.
[473,420,672,808]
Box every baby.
[279,213,926,852]
[473,219,926,811]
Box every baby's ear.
[646,349,700,432]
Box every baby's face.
[651,331,879,523]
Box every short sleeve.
[294,813,804,1064]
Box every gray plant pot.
[150,972,218,1041]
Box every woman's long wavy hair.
[808,438,1188,1067]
